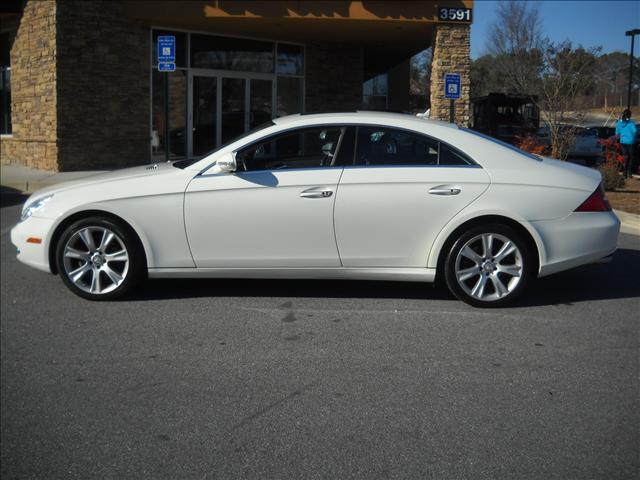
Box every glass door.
[249,79,272,129]
[192,76,217,157]
[220,77,246,146]
[190,74,274,157]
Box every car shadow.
[130,248,640,306]
[518,247,640,307]
[0,186,28,208]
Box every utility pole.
[625,29,640,110]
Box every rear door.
[334,126,490,267]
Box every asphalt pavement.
[1,193,639,480]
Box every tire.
[55,216,145,300]
[444,223,534,308]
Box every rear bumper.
[533,211,620,277]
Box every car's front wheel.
[56,217,144,300]
[444,224,534,307]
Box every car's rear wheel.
[56,217,144,300]
[444,224,534,307]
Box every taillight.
[574,183,611,212]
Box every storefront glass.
[151,29,304,160]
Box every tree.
[485,0,545,96]
[470,54,502,98]
[539,42,600,159]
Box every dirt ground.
[608,177,640,215]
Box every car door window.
[355,126,474,166]
[237,126,344,171]
[438,142,474,165]
[356,127,439,166]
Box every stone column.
[429,24,471,127]
[0,0,59,170]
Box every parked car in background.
[537,125,603,166]
[11,112,619,307]
[590,125,616,140]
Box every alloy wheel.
[62,226,130,295]
[454,233,523,302]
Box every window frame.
[346,124,480,168]
[235,125,349,173]
[228,122,481,173]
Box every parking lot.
[1,193,639,479]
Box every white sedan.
[11,112,620,307]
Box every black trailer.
[472,93,540,144]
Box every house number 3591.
[439,8,472,22]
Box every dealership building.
[0,0,472,171]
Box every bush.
[514,135,547,156]
[599,161,625,191]
[598,137,625,191]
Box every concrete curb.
[614,209,640,237]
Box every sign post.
[157,36,176,162]
[444,73,461,124]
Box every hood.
[27,163,176,201]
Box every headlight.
[20,194,53,222]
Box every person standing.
[615,109,637,179]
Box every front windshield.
[173,120,275,169]
[462,128,543,161]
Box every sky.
[471,0,640,59]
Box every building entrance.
[191,73,274,157]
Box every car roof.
[272,111,460,130]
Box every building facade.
[0,0,472,171]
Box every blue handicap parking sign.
[444,73,461,100]
[157,36,176,63]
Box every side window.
[355,127,439,166]
[237,127,343,171]
[354,126,475,167]
[438,142,474,166]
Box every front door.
[190,74,273,157]
[184,126,345,268]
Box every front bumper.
[10,216,57,273]
[533,211,620,277]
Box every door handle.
[429,185,461,195]
[300,187,334,199]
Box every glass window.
[355,127,439,166]
[191,34,274,73]
[277,77,302,116]
[152,30,187,68]
[0,67,10,135]
[237,127,343,171]
[362,73,388,110]
[439,143,474,166]
[1,32,11,135]
[277,43,303,76]
[152,70,187,160]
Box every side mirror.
[217,152,237,173]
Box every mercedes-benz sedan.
[11,112,620,307]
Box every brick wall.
[0,0,58,170]
[429,24,471,127]
[56,0,149,170]
[305,42,363,113]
